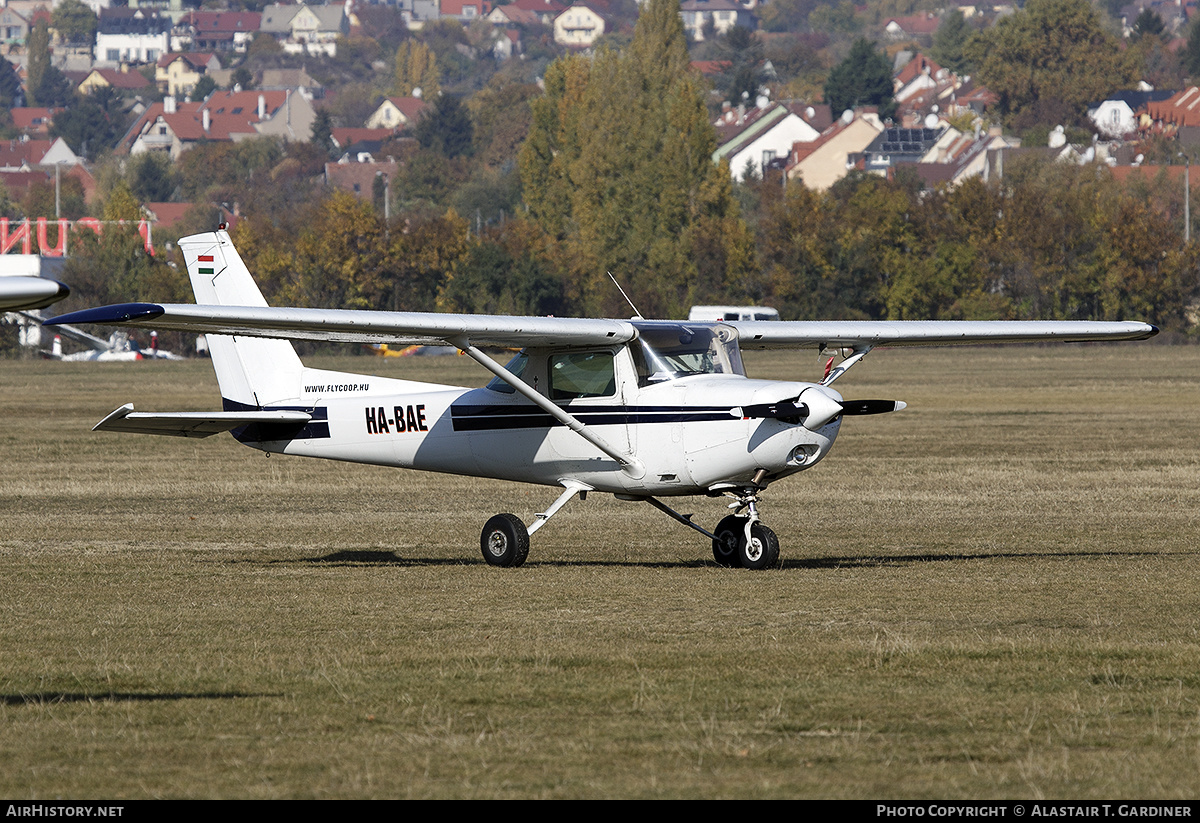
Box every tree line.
[36,0,1200,349]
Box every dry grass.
[1,345,1198,798]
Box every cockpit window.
[486,351,528,394]
[550,351,616,400]
[630,322,745,386]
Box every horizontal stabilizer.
[94,403,311,438]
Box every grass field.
[1,344,1198,799]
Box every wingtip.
[46,303,166,328]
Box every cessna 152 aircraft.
[49,230,1158,569]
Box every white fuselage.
[234,361,842,497]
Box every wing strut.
[451,337,647,479]
[821,346,872,386]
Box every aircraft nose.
[797,386,844,430]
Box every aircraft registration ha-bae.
[48,230,1158,570]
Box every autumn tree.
[520,0,753,317]
[392,40,440,98]
[965,0,1135,125]
[52,0,98,47]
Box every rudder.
[178,231,303,408]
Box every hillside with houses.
[0,0,1198,344]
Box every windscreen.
[630,322,744,386]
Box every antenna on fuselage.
[607,271,644,320]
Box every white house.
[679,0,756,41]
[1088,89,1171,140]
[553,3,606,47]
[94,8,172,65]
[713,102,824,181]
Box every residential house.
[78,67,153,94]
[492,28,521,59]
[10,108,58,136]
[857,124,945,173]
[0,137,80,170]
[786,112,885,191]
[912,126,1020,190]
[506,0,566,25]
[553,3,607,47]
[325,158,400,203]
[487,4,541,27]
[679,0,756,41]
[0,7,29,45]
[125,89,317,159]
[713,101,826,181]
[261,3,349,58]
[1139,86,1200,141]
[155,53,221,98]
[142,202,195,230]
[172,12,262,54]
[94,8,172,65]
[441,0,492,21]
[883,12,940,41]
[1088,89,1172,140]
[366,96,429,130]
[332,127,396,155]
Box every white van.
[688,305,781,322]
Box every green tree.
[26,21,72,107]
[930,10,971,75]
[0,54,22,109]
[823,39,895,120]
[52,0,98,47]
[520,0,752,317]
[127,153,179,203]
[1184,20,1200,78]
[415,94,474,159]
[190,75,216,102]
[51,88,127,158]
[716,26,766,106]
[965,0,1135,124]
[310,108,336,159]
[1132,8,1165,42]
[230,66,254,90]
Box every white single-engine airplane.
[48,230,1158,569]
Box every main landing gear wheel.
[712,515,745,567]
[481,513,529,567]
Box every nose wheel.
[712,515,779,569]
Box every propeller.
[743,388,906,430]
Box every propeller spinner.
[744,387,906,430]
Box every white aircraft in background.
[24,313,183,361]
[48,230,1157,569]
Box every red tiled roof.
[142,202,193,228]
[1143,87,1200,129]
[332,127,395,148]
[87,69,151,90]
[10,108,58,133]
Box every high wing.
[729,319,1158,348]
[48,303,639,349]
[48,302,1157,350]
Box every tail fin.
[178,231,303,408]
